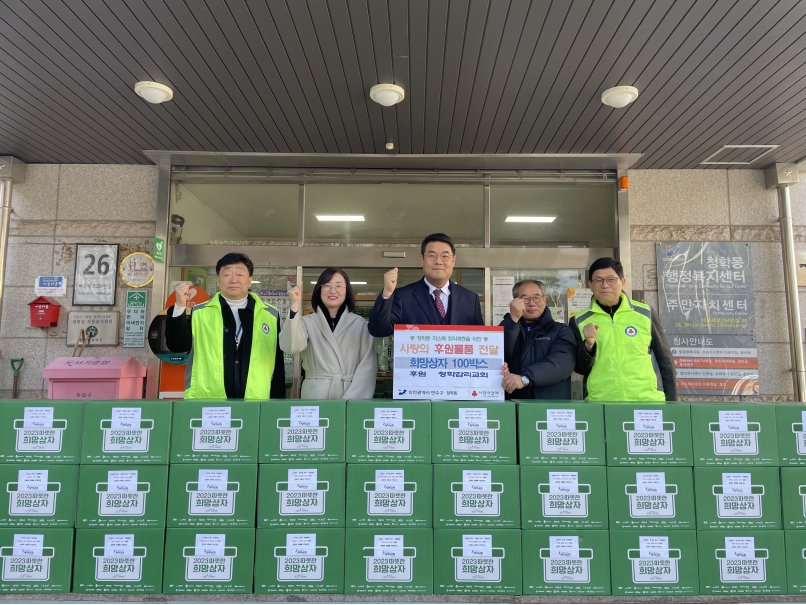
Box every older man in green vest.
[166,252,286,400]
[569,257,676,402]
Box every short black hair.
[588,257,624,280]
[310,267,356,313]
[216,253,254,276]
[420,233,455,256]
[512,279,545,298]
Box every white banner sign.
[393,325,504,401]
[73,243,118,305]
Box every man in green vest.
[569,257,676,402]
[166,252,286,400]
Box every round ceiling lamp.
[370,83,405,106]
[134,81,174,104]
[601,85,639,108]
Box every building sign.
[669,334,758,396]
[66,312,119,346]
[34,276,66,297]
[123,291,148,348]
[73,243,118,306]
[393,325,504,401]
[657,242,754,334]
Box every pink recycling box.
[43,357,146,400]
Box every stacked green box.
[346,400,431,462]
[609,530,699,595]
[0,401,84,464]
[516,401,606,465]
[258,463,345,527]
[76,464,168,527]
[344,527,433,594]
[163,527,255,594]
[694,467,781,530]
[777,404,806,466]
[605,404,693,466]
[74,401,169,595]
[259,401,345,463]
[608,467,696,530]
[171,401,260,463]
[167,464,257,527]
[522,530,610,595]
[346,464,431,527]
[0,527,74,592]
[697,530,786,594]
[691,403,779,466]
[782,467,806,529]
[255,528,345,594]
[72,529,165,593]
[257,403,345,593]
[520,466,608,529]
[433,464,520,528]
[431,401,516,463]
[80,401,171,464]
[434,529,521,594]
[0,464,78,527]
[785,530,806,593]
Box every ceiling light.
[505,216,556,223]
[601,85,638,108]
[315,215,365,221]
[134,81,173,104]
[370,84,405,106]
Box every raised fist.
[382,267,399,297]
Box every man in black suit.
[368,233,484,337]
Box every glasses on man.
[321,283,346,292]
[592,277,621,286]
[424,252,454,262]
[519,295,545,303]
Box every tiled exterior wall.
[630,169,806,402]
[1,165,802,401]
[2,164,158,399]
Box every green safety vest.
[184,292,279,400]
[574,294,665,402]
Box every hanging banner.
[657,242,754,334]
[73,243,118,306]
[669,334,758,396]
[393,325,504,401]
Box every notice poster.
[567,288,593,320]
[669,334,758,396]
[393,325,504,401]
[657,242,754,334]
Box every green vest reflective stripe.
[576,294,665,402]
[184,292,279,400]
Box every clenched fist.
[509,297,525,322]
[583,323,599,351]
[287,285,301,312]
[382,267,399,297]
[174,283,191,307]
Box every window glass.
[170,184,298,245]
[304,184,484,246]
[490,184,617,247]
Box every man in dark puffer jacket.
[500,279,577,400]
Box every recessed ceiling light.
[601,85,638,108]
[315,215,365,222]
[370,84,405,106]
[250,280,260,284]
[134,81,173,104]
[505,216,556,223]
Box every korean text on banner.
[393,325,504,401]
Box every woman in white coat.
[279,268,376,399]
